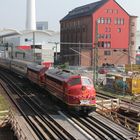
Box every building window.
[97,34,101,39]
[109,9,113,13]
[101,41,104,47]
[118,18,121,24]
[101,18,105,24]
[101,34,105,39]
[131,22,135,26]
[121,19,124,25]
[107,42,111,48]
[108,34,111,39]
[117,28,121,32]
[131,41,134,45]
[105,9,109,13]
[97,18,101,24]
[98,42,101,47]
[114,9,118,14]
[25,38,28,42]
[131,33,134,37]
[104,50,111,55]
[114,18,124,25]
[104,42,107,48]
[107,18,111,24]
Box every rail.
[96,99,140,138]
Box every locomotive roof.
[27,64,46,72]
[45,68,80,81]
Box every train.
[0,58,96,113]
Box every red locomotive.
[0,58,96,113]
[44,69,96,113]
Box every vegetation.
[0,95,9,117]
[57,62,69,69]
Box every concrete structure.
[37,21,48,30]
[26,0,36,30]
[60,0,137,66]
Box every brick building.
[60,0,137,66]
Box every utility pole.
[78,41,81,66]
[33,31,35,62]
[48,42,59,62]
[93,21,99,86]
[54,42,59,62]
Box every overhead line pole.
[94,21,99,86]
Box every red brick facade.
[60,0,137,67]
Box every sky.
[0,0,139,31]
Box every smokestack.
[26,0,36,30]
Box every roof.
[27,64,47,72]
[0,28,21,38]
[0,28,59,38]
[45,68,79,81]
[21,30,52,36]
[60,0,108,21]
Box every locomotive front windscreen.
[81,77,93,86]
[68,78,81,86]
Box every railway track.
[61,110,136,140]
[0,71,76,140]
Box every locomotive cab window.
[68,78,81,86]
[81,77,92,86]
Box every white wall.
[136,31,140,52]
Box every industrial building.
[60,0,137,67]
[0,29,60,66]
[0,0,60,66]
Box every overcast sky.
[0,0,139,31]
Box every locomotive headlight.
[82,86,86,91]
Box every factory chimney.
[26,0,36,30]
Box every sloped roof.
[45,68,78,81]
[0,28,21,38]
[60,0,108,21]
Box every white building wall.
[4,30,60,64]
[136,31,140,53]
[5,36,20,47]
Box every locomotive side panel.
[0,58,11,69]
[27,69,39,85]
[45,75,64,100]
[27,65,49,86]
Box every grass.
[0,95,9,116]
